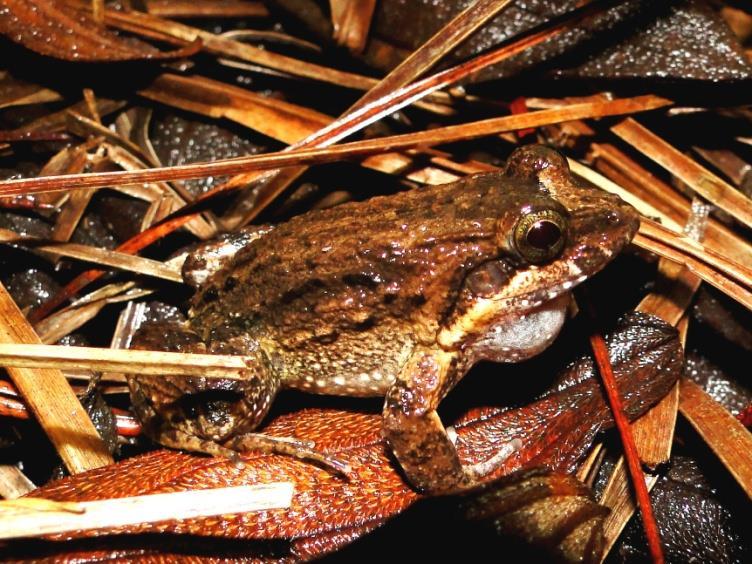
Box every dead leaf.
[0,0,200,61]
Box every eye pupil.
[526,220,562,250]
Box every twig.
[589,330,665,564]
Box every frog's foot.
[223,433,352,478]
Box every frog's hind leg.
[383,346,519,494]
[222,433,352,477]
[147,426,351,477]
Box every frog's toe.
[263,435,317,450]
[224,433,352,479]
[463,438,522,483]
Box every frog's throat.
[460,292,570,363]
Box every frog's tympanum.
[128,145,639,493]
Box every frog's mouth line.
[493,198,640,312]
[458,199,640,362]
[439,205,637,355]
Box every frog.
[127,144,639,494]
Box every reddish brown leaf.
[22,313,680,560]
[0,0,200,61]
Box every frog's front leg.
[383,346,517,494]
[181,224,275,288]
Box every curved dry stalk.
[632,233,752,311]
[638,219,752,291]
[0,95,670,196]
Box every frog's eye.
[513,209,567,264]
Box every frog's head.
[441,145,639,363]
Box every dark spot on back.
[312,331,339,345]
[280,278,326,304]
[202,287,219,303]
[352,316,376,331]
[223,277,238,291]
[343,273,380,288]
[410,293,427,306]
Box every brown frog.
[127,145,639,494]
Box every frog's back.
[188,173,529,395]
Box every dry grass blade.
[0,229,183,282]
[612,118,752,229]
[34,283,154,345]
[0,95,671,196]
[679,379,752,498]
[84,4,379,92]
[638,219,752,291]
[139,73,331,146]
[636,261,702,329]
[144,0,269,19]
[0,483,294,540]
[330,0,376,52]
[0,343,250,379]
[0,465,35,499]
[350,0,515,110]
[0,72,61,109]
[0,283,112,473]
[50,185,94,243]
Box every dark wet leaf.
[354,0,752,83]
[614,455,751,563]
